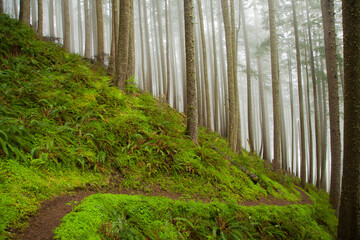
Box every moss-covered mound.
[0,14,337,239]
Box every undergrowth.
[55,193,336,240]
[0,14,337,239]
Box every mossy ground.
[0,14,337,239]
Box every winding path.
[15,187,312,240]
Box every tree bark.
[184,0,198,144]
[0,0,3,14]
[95,0,104,65]
[196,0,212,130]
[77,0,83,55]
[110,0,119,74]
[37,0,43,35]
[49,0,54,37]
[142,0,153,94]
[267,0,280,171]
[155,0,166,96]
[306,0,321,188]
[338,0,360,238]
[303,31,314,184]
[20,0,31,25]
[165,0,170,102]
[114,0,130,91]
[321,0,341,214]
[291,0,306,186]
[127,0,135,79]
[210,0,219,133]
[221,0,235,151]
[62,0,70,51]
[240,0,254,154]
[84,0,91,58]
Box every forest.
[0,0,359,239]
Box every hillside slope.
[0,15,337,239]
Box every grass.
[0,14,337,239]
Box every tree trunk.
[177,1,187,112]
[84,0,91,58]
[142,0,153,94]
[257,55,269,163]
[95,0,104,65]
[338,0,360,238]
[291,0,306,186]
[114,0,130,91]
[20,0,31,25]
[184,0,198,144]
[37,0,43,35]
[321,0,341,214]
[303,31,314,184]
[197,0,212,130]
[0,0,3,14]
[165,0,170,102]
[221,0,235,151]
[210,0,219,133]
[240,0,254,154]
[126,0,135,79]
[306,0,321,188]
[77,0,83,55]
[267,0,280,171]
[62,0,70,51]
[110,0,119,73]
[156,0,166,97]
[31,0,36,31]
[49,0,54,37]
[287,51,295,173]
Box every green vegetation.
[0,14,337,239]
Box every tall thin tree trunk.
[156,0,166,97]
[240,0,254,153]
[280,88,288,171]
[177,1,187,112]
[77,0,83,55]
[291,0,306,186]
[337,0,360,237]
[114,0,130,91]
[31,0,36,31]
[221,0,235,151]
[142,0,153,94]
[165,0,170,102]
[110,0,119,73]
[321,0,341,214]
[196,0,211,130]
[184,0,198,144]
[267,0,280,171]
[96,0,104,65]
[49,0,54,37]
[127,0,135,79]
[210,0,219,133]
[62,0,70,51]
[288,51,295,173]
[306,0,321,187]
[257,54,269,162]
[303,31,314,184]
[37,0,43,35]
[84,0,91,58]
[20,0,31,25]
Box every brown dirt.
[13,187,312,240]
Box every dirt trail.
[14,187,312,240]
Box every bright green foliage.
[55,194,336,240]
[0,14,337,239]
